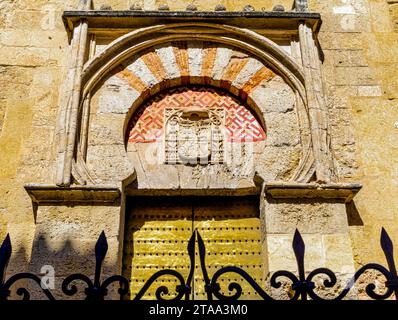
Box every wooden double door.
[122,196,263,300]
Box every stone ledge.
[62,10,322,33]
[125,187,259,197]
[24,184,121,205]
[63,10,321,19]
[24,182,361,203]
[265,182,362,202]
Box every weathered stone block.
[323,233,355,273]
[334,66,377,86]
[29,238,120,276]
[0,46,50,67]
[264,198,349,234]
[88,113,125,146]
[35,205,122,240]
[266,233,324,272]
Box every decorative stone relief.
[164,106,225,165]
[127,86,266,144]
[123,86,277,189]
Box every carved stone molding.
[298,22,335,183]
[265,182,362,202]
[24,182,361,204]
[24,184,121,205]
[62,11,321,34]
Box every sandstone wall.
[311,0,398,267]
[0,0,71,273]
[0,0,397,295]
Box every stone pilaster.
[262,182,360,298]
[299,22,335,183]
[55,1,91,186]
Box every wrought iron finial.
[196,230,213,300]
[94,231,108,287]
[0,235,11,282]
[0,235,12,300]
[380,228,398,298]
[292,229,305,280]
[271,230,322,300]
[0,234,56,300]
[291,230,312,300]
[331,228,397,300]
[185,230,196,300]
[381,228,396,275]
[62,231,128,300]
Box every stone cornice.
[125,187,260,197]
[62,10,322,34]
[24,182,361,204]
[264,182,362,202]
[24,184,121,205]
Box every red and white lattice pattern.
[127,87,266,143]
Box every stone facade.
[0,0,397,299]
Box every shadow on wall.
[4,233,121,300]
[346,201,364,226]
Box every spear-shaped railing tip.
[0,234,12,282]
[292,229,305,261]
[95,231,108,263]
[196,230,211,289]
[92,231,108,289]
[381,227,392,253]
[187,230,196,259]
[292,229,305,279]
[184,230,197,298]
[380,227,397,276]
[0,234,11,261]
[196,230,206,260]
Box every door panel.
[123,198,193,300]
[123,196,263,300]
[193,197,263,300]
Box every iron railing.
[0,228,397,300]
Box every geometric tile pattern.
[127,86,266,143]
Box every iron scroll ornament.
[0,228,398,300]
[202,228,398,301]
[61,231,129,300]
[0,234,55,300]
